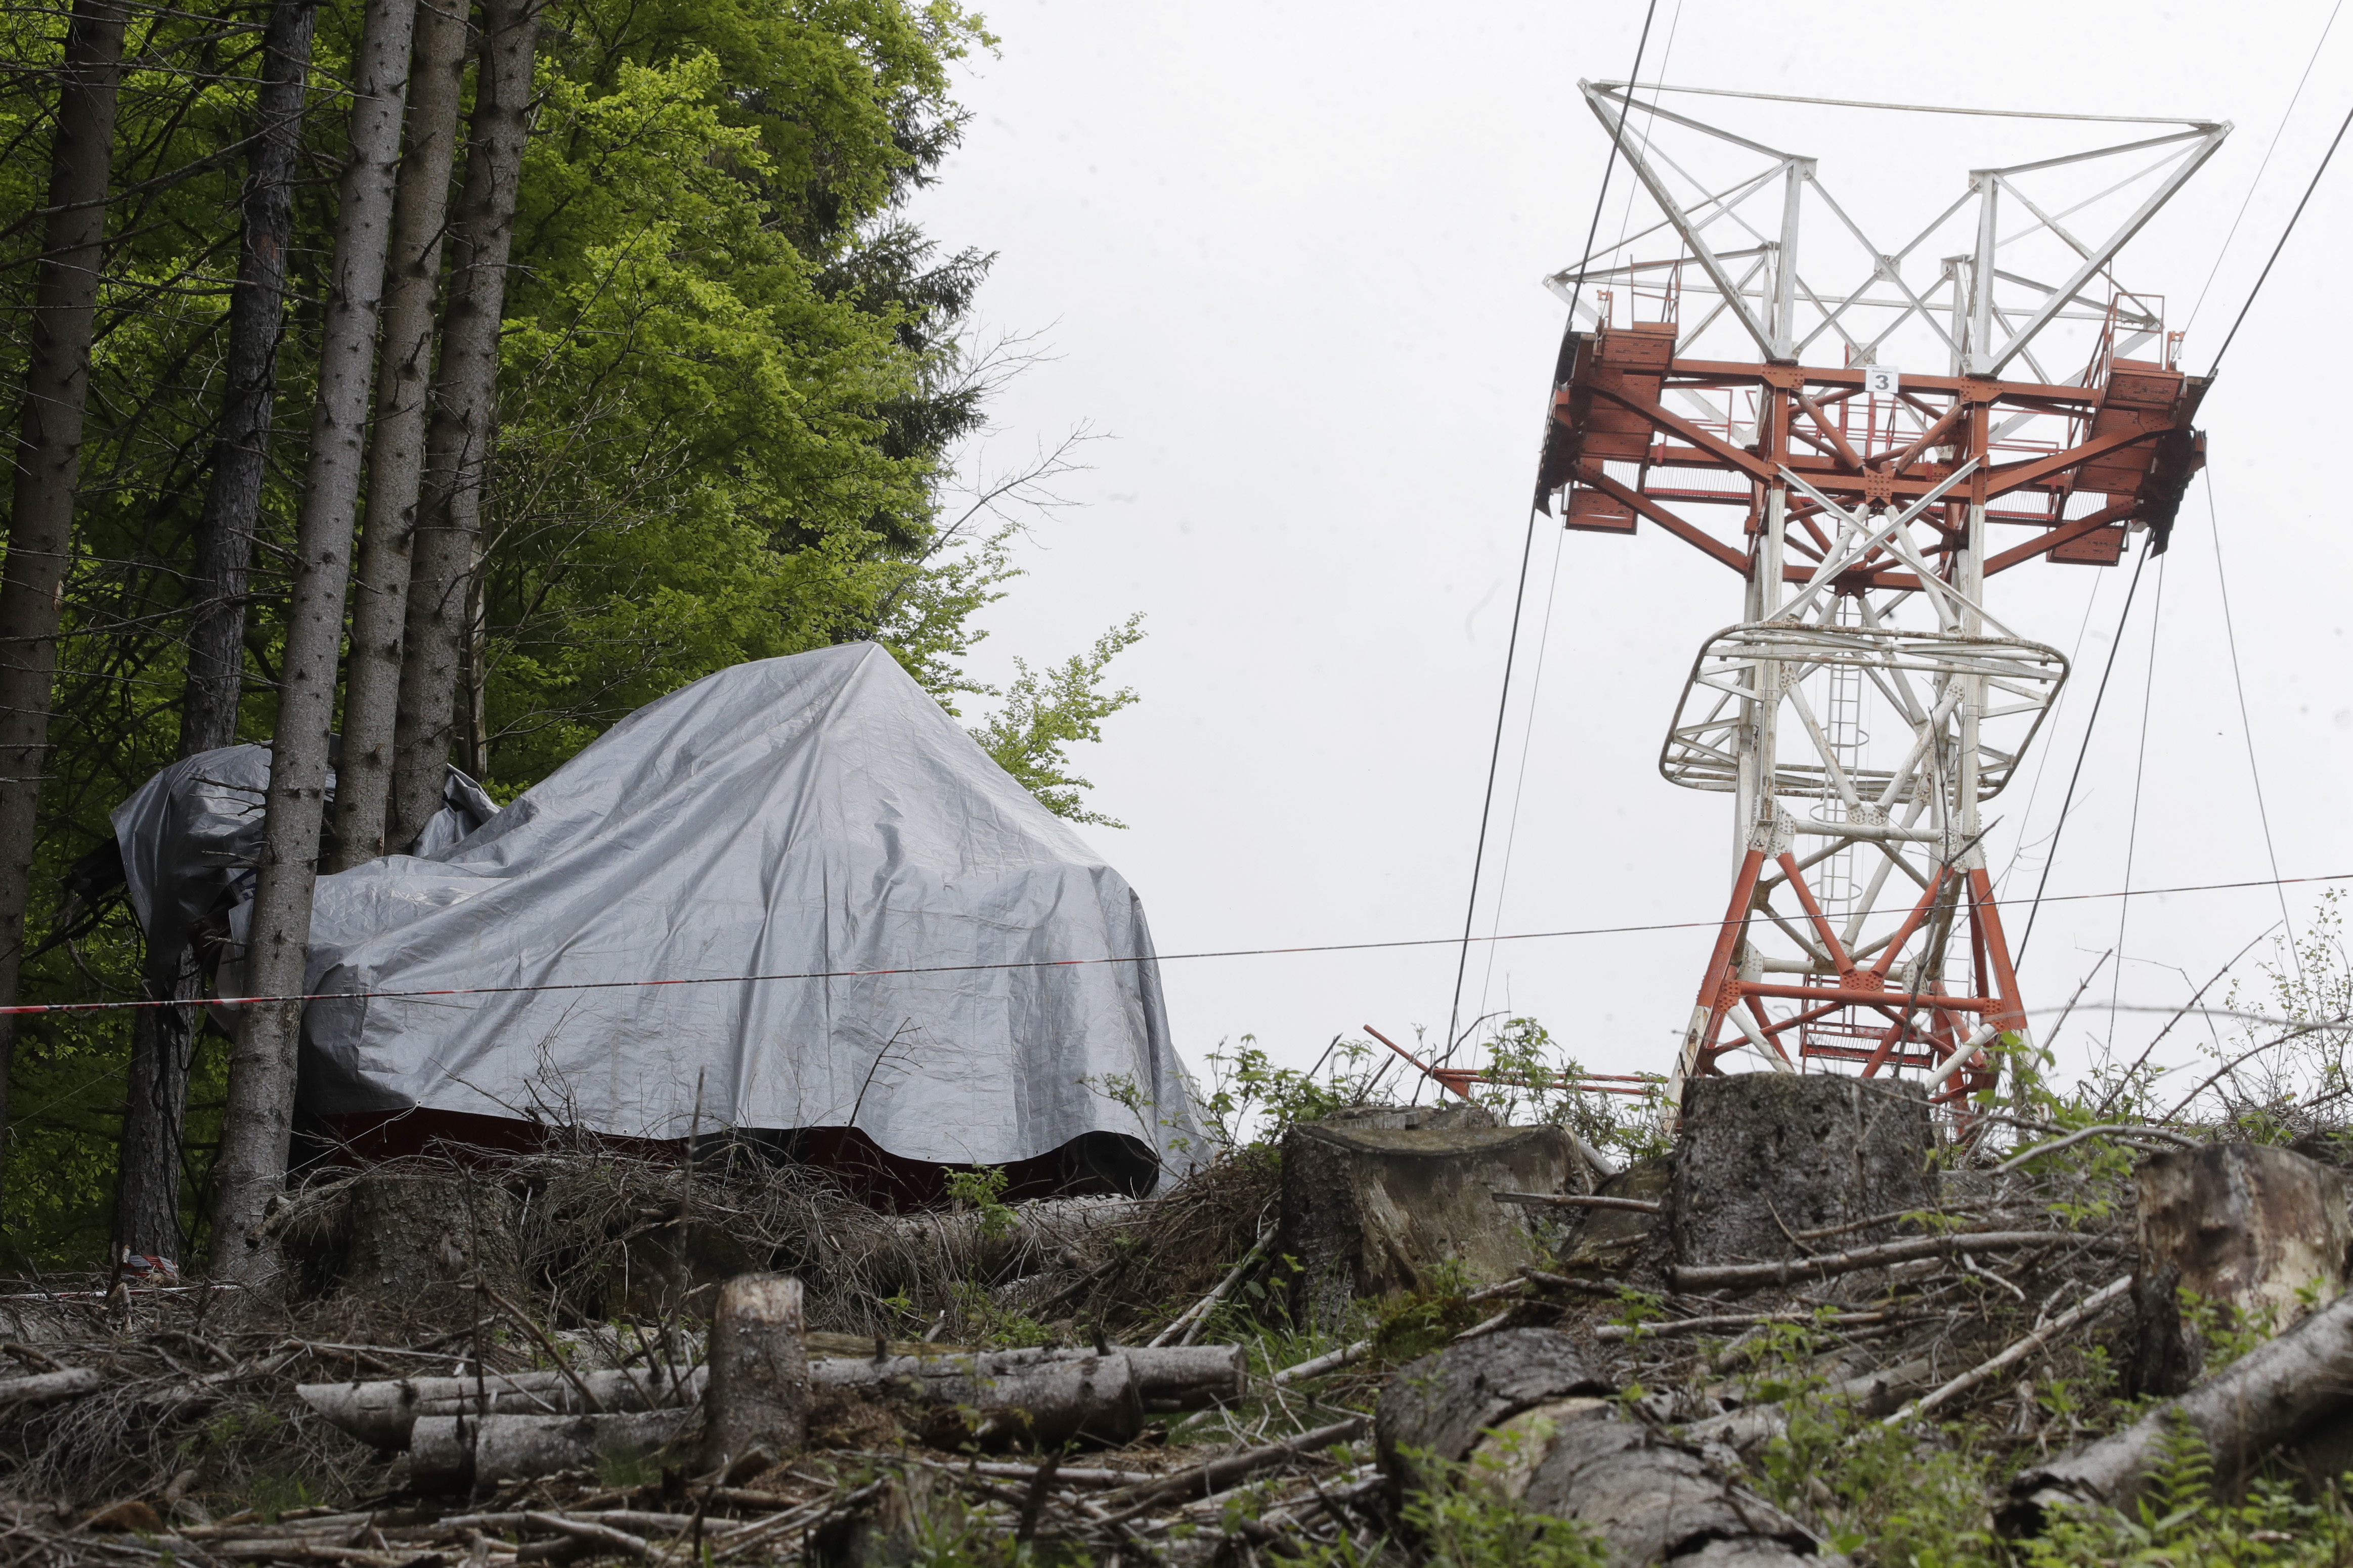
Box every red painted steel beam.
[1982,501,2137,577]
[1736,982,2002,1011]
[1980,424,2164,499]
[1583,382,1781,483]
[1576,464,1752,574]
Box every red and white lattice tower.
[1532,84,2228,1111]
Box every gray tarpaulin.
[277,643,1203,1182]
[111,747,496,986]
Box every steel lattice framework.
[1533,83,2228,1110]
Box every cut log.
[1377,1327,1844,1565]
[703,1274,807,1471]
[410,1410,694,1492]
[1671,1074,1933,1272]
[1279,1111,1575,1332]
[299,1366,706,1449]
[1497,1404,1837,1565]
[1120,1343,1246,1410]
[302,1345,1240,1452]
[0,1366,98,1404]
[2004,1287,2353,1534]
[1373,1327,1610,1499]
[2128,1143,2349,1397]
[812,1346,1142,1449]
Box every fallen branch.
[1528,1270,1635,1298]
[1993,1126,2197,1174]
[1272,1339,1372,1386]
[480,1283,603,1414]
[1451,1310,1515,1343]
[1886,1276,2129,1427]
[1150,1225,1271,1349]
[1466,1273,1532,1303]
[1106,1416,1367,1515]
[1671,1230,2122,1290]
[1490,1192,1662,1214]
[520,1512,651,1559]
[1595,1310,1897,1342]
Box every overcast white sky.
[911,1,2353,1106]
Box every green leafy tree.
[971,614,1145,827]
[0,0,1145,1264]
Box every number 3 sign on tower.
[1861,364,1899,396]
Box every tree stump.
[703,1274,809,1472]
[2128,1142,2350,1397]
[1671,1074,1932,1272]
[1279,1113,1575,1332]
[314,1167,521,1327]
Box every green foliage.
[1194,1035,1385,1151]
[2176,1283,2287,1374]
[970,615,1145,826]
[2201,887,2353,1130]
[943,1164,1015,1243]
[942,1279,1053,1350]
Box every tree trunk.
[206,0,418,1277]
[387,0,541,848]
[329,0,471,870]
[115,0,318,1268]
[177,0,320,758]
[703,1274,808,1471]
[111,948,200,1262]
[0,0,130,1199]
[2128,1142,2350,1397]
